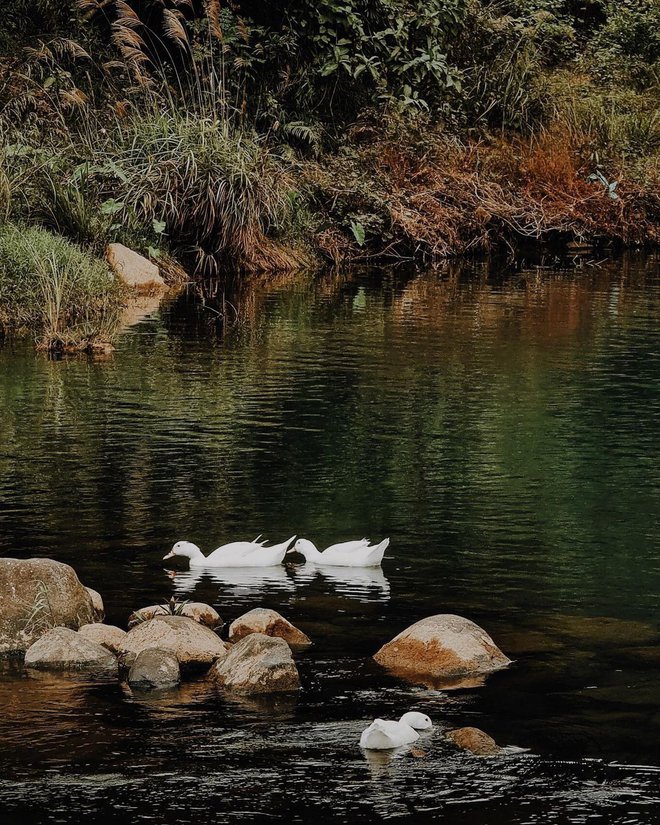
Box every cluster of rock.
[1,557,511,753]
[1,558,312,693]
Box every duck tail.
[365,537,389,566]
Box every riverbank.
[0,0,658,347]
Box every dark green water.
[1,257,659,823]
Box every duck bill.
[163,551,175,560]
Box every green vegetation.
[0,223,121,349]
[0,0,657,300]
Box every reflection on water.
[292,563,391,601]
[167,564,295,599]
[1,255,659,822]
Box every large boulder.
[128,648,181,690]
[85,588,105,622]
[118,615,229,672]
[211,633,300,694]
[106,243,165,293]
[228,609,311,650]
[128,603,222,630]
[24,627,118,675]
[78,623,126,654]
[446,727,502,756]
[0,558,96,654]
[373,614,511,682]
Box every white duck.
[289,537,389,567]
[360,712,432,750]
[163,536,296,568]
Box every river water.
[1,256,659,823]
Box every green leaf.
[147,246,161,259]
[350,220,366,246]
[152,218,167,235]
[99,198,124,215]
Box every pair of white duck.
[360,712,432,750]
[163,536,390,568]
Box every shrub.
[101,110,301,275]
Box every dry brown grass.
[307,123,660,260]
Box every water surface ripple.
[1,257,659,822]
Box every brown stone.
[0,558,95,654]
[128,648,181,689]
[373,614,511,681]
[106,243,165,294]
[118,615,229,672]
[24,627,118,676]
[446,727,501,756]
[78,623,126,654]
[210,633,300,694]
[128,603,222,630]
[228,608,311,650]
[85,588,105,622]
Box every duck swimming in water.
[163,536,296,568]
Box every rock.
[373,614,511,681]
[118,615,229,673]
[446,727,502,756]
[0,558,95,654]
[85,587,105,622]
[128,648,181,689]
[128,603,222,630]
[228,608,311,650]
[106,243,165,293]
[24,627,118,675]
[78,623,126,654]
[210,633,300,694]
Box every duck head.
[399,711,432,730]
[163,541,204,562]
[287,538,320,561]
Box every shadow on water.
[1,254,660,822]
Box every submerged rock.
[85,588,105,622]
[0,558,95,654]
[228,608,311,650]
[106,243,165,293]
[373,614,511,682]
[78,623,126,654]
[446,726,502,756]
[24,627,118,675]
[128,648,181,689]
[211,633,300,694]
[118,615,229,673]
[129,603,222,630]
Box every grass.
[105,110,302,276]
[305,119,660,260]
[0,223,123,350]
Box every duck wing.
[360,719,418,749]
[322,539,370,562]
[206,541,264,562]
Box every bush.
[0,223,122,348]
[101,110,301,275]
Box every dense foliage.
[0,0,658,282]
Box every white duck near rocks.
[163,536,296,568]
[289,537,389,567]
[360,712,433,750]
